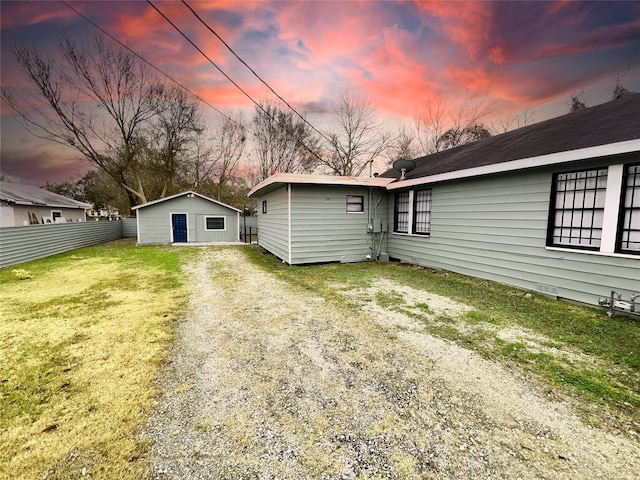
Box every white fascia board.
[387,139,640,190]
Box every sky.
[1,0,640,185]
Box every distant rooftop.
[0,182,91,209]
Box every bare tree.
[492,106,536,133]
[387,125,420,163]
[568,89,588,112]
[252,100,319,180]
[414,91,494,154]
[211,112,247,201]
[2,34,203,211]
[320,90,393,176]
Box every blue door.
[171,214,187,242]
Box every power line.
[181,0,334,145]
[59,0,248,133]
[147,0,325,164]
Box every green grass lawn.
[0,240,194,480]
[242,245,640,432]
[1,242,638,479]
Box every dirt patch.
[143,248,640,479]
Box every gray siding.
[0,220,123,268]
[256,188,290,262]
[137,196,239,244]
[387,165,639,305]
[290,185,388,264]
[122,218,138,238]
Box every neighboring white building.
[0,182,90,227]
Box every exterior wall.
[137,196,239,244]
[387,158,639,306]
[289,185,388,265]
[2,205,86,227]
[256,185,389,265]
[0,220,123,268]
[256,187,290,262]
[0,204,14,227]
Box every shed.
[131,191,241,245]
[0,181,90,227]
[248,174,393,264]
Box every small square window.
[205,216,225,230]
[262,200,267,214]
[346,195,364,213]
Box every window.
[548,168,607,250]
[413,189,432,236]
[205,216,225,230]
[394,192,410,233]
[262,200,267,214]
[346,195,364,213]
[618,163,640,254]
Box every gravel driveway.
[143,248,640,479]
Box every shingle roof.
[381,93,640,181]
[0,181,91,209]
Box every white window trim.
[393,189,433,237]
[545,246,639,260]
[600,164,623,253]
[547,163,638,256]
[346,195,365,214]
[204,215,226,231]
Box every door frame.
[170,212,189,243]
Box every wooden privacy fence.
[0,219,136,268]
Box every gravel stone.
[142,248,640,479]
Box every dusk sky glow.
[2,0,640,185]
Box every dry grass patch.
[0,241,189,480]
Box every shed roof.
[248,173,394,197]
[0,181,91,209]
[381,93,640,187]
[131,191,241,212]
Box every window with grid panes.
[413,189,432,235]
[618,163,640,254]
[394,191,409,233]
[548,168,607,250]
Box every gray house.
[250,94,639,306]
[132,191,240,244]
[248,174,393,264]
[0,181,90,227]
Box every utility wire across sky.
[61,0,328,164]
[146,0,326,164]
[59,0,248,134]
[180,0,334,146]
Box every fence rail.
[0,220,125,268]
